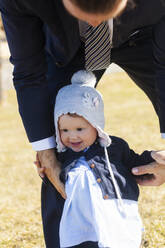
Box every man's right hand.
[36,149,66,199]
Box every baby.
[52,70,162,248]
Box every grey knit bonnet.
[54,70,111,152]
[54,70,126,215]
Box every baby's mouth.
[70,141,82,147]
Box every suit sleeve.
[0,0,55,142]
[153,14,165,134]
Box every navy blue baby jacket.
[58,136,155,201]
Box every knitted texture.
[54,70,111,152]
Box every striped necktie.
[85,22,111,71]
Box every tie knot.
[85,22,107,38]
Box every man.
[1,0,165,246]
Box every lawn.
[0,72,165,247]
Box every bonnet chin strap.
[104,147,126,216]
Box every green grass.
[0,72,165,247]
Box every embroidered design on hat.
[82,92,100,109]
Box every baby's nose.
[69,131,77,139]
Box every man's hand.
[151,150,165,164]
[132,160,165,186]
[36,149,66,199]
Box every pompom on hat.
[54,70,111,152]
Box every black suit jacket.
[0,0,165,142]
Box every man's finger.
[132,162,157,175]
[34,160,41,168]
[38,167,45,178]
[60,190,67,199]
[57,183,67,199]
[151,151,165,165]
[36,153,40,162]
[136,178,157,186]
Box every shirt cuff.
[31,136,56,151]
[161,133,165,139]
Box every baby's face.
[58,114,97,152]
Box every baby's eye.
[62,129,68,132]
[77,128,83,131]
